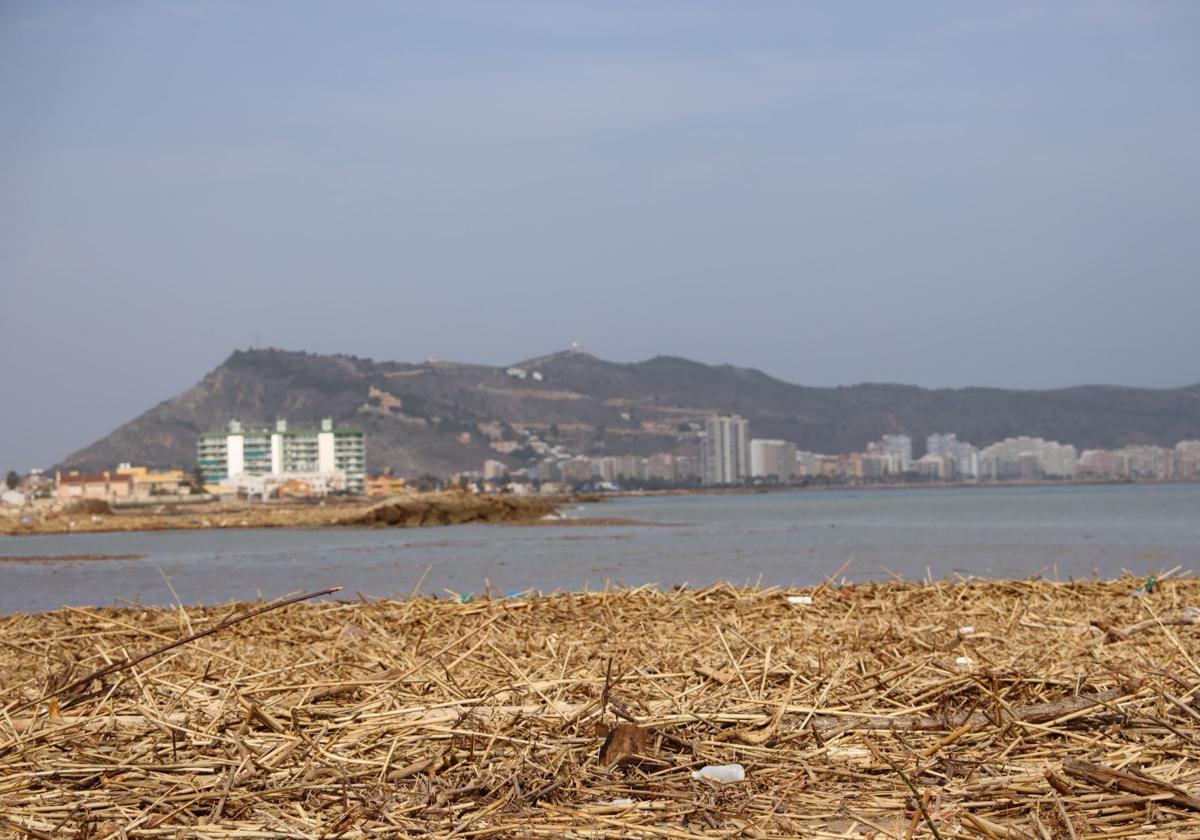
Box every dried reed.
[2,576,1198,838]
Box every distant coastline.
[618,476,1197,498]
[8,478,1197,537]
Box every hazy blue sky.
[3,1,1199,469]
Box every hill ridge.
[60,348,1200,474]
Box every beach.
[2,577,1198,838]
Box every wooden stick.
[1062,758,1200,811]
[13,587,341,713]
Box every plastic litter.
[958,625,976,635]
[691,763,746,784]
[601,798,634,807]
[787,595,813,606]
[955,655,975,671]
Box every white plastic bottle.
[691,763,746,783]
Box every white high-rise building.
[750,439,797,481]
[926,432,980,480]
[483,460,508,480]
[702,415,750,486]
[880,435,913,471]
[197,418,366,494]
[978,437,1077,480]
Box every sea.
[2,483,1198,614]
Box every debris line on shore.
[1,577,1198,838]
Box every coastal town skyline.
[7,344,1200,478]
[15,411,1198,509]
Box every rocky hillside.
[60,348,1200,474]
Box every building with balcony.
[978,436,1077,480]
[879,435,913,472]
[1115,445,1173,480]
[612,454,645,481]
[483,460,508,480]
[116,465,190,498]
[559,457,595,484]
[926,433,980,480]
[197,418,366,494]
[644,453,677,483]
[1175,441,1200,481]
[366,474,407,496]
[750,439,797,481]
[702,414,749,486]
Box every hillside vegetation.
[61,348,1200,474]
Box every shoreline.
[621,477,1199,497]
[4,479,1195,537]
[0,491,568,537]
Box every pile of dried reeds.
[2,576,1199,838]
[3,491,560,536]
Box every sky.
[2,1,1199,470]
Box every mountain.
[60,348,1200,474]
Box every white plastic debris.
[955,655,975,671]
[958,625,976,635]
[601,798,634,807]
[787,595,813,606]
[691,763,746,784]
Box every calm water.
[2,484,1198,614]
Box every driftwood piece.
[808,680,1141,732]
[1062,758,1200,811]
[1090,606,1200,645]
[598,723,650,765]
[15,587,341,713]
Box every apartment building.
[926,433,980,480]
[750,439,797,481]
[702,415,750,486]
[197,418,366,494]
[978,436,1077,480]
[879,435,913,471]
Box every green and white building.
[197,418,366,494]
